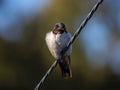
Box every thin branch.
[34,0,104,90]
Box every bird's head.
[53,22,67,34]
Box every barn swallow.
[45,23,72,78]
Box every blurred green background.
[0,0,120,90]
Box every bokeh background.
[0,0,120,90]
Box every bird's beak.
[58,27,64,31]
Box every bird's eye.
[55,25,59,28]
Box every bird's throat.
[53,29,64,34]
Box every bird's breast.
[45,31,72,59]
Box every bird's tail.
[59,56,72,79]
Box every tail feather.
[59,56,72,79]
[61,66,72,78]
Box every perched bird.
[45,23,72,79]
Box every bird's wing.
[65,32,71,45]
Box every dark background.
[0,0,120,90]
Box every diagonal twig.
[34,0,104,90]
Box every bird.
[45,22,72,79]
